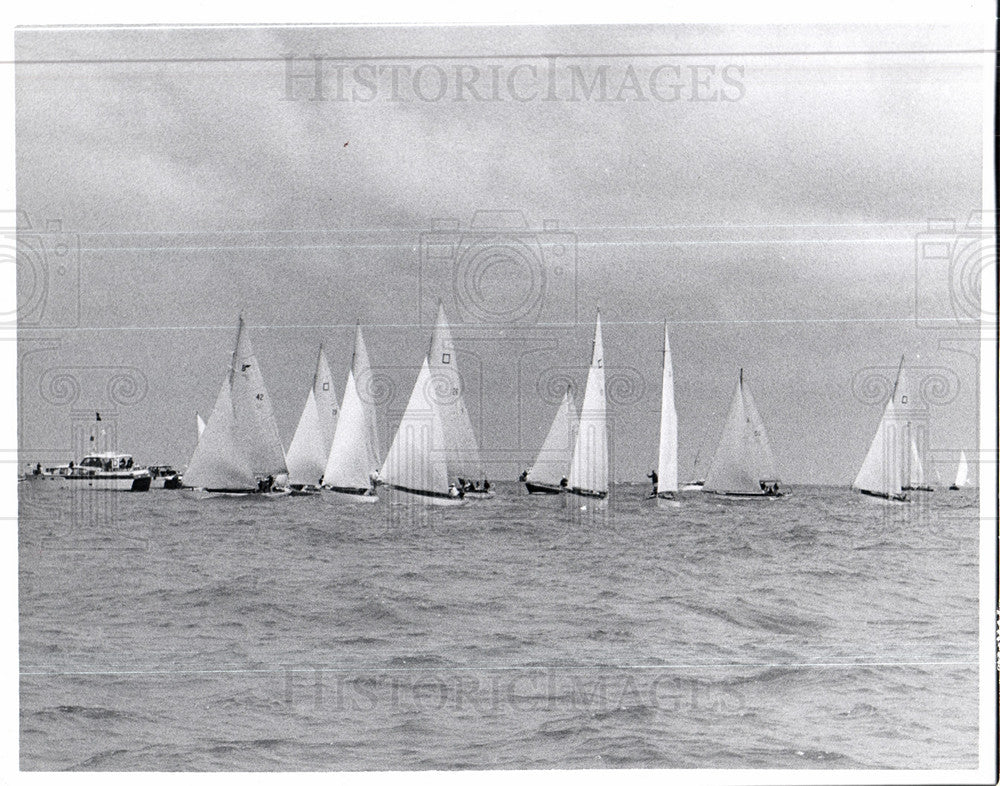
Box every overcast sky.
[15,23,988,483]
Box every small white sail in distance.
[703,369,779,495]
[324,326,381,492]
[229,315,288,479]
[953,450,970,488]
[379,356,452,499]
[184,375,256,491]
[568,311,608,497]
[908,436,927,487]
[196,412,206,438]
[527,389,579,487]
[655,321,679,495]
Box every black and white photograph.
[7,2,998,780]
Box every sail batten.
[568,313,608,496]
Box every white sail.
[655,322,679,494]
[184,377,256,491]
[351,324,381,465]
[429,303,482,480]
[313,346,339,454]
[286,388,327,486]
[852,397,903,498]
[954,450,969,488]
[229,316,288,478]
[909,437,926,487]
[324,369,381,490]
[568,312,608,495]
[380,357,450,497]
[528,390,579,486]
[196,412,206,438]
[704,370,779,494]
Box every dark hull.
[704,489,787,498]
[858,488,908,502]
[645,491,676,500]
[903,485,934,492]
[948,485,961,491]
[385,483,463,501]
[566,486,608,500]
[524,481,563,495]
[326,485,374,496]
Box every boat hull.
[680,482,704,492]
[704,489,788,499]
[61,473,151,492]
[903,485,934,492]
[382,483,465,506]
[524,480,564,495]
[325,485,379,503]
[948,485,962,491]
[856,488,908,502]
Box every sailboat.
[703,369,785,498]
[184,315,289,495]
[646,321,679,505]
[852,356,908,502]
[949,450,969,490]
[286,346,338,492]
[428,303,493,498]
[904,436,934,492]
[566,311,609,502]
[521,389,578,494]
[323,324,381,502]
[378,356,464,506]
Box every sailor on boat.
[647,469,658,495]
[447,483,463,499]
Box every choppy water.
[19,482,980,770]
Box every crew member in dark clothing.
[647,469,658,495]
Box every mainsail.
[703,369,779,495]
[852,396,904,499]
[286,388,326,486]
[324,326,382,491]
[527,389,579,487]
[229,316,288,478]
[908,437,927,488]
[568,312,608,497]
[655,322,679,495]
[953,450,969,488]
[350,324,381,461]
[379,357,451,498]
[287,347,338,487]
[184,376,256,491]
[851,358,908,499]
[429,303,483,480]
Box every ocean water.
[19,482,980,771]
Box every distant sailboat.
[852,356,907,502]
[196,412,206,438]
[429,303,492,498]
[378,356,463,505]
[646,321,679,505]
[949,450,969,490]
[703,369,785,498]
[894,358,933,493]
[566,311,609,502]
[522,389,578,494]
[185,316,288,494]
[286,346,338,491]
[323,325,381,502]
